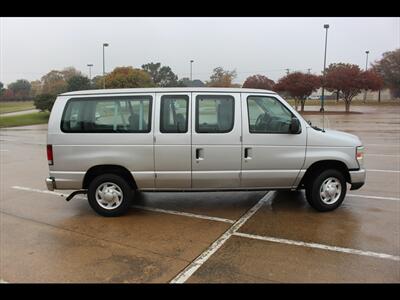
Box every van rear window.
[61,96,152,133]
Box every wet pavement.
[0,105,399,283]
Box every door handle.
[196,148,204,161]
[244,148,252,160]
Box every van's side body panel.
[191,92,242,188]
[47,93,156,189]
[240,93,307,189]
[302,127,362,170]
[154,92,192,189]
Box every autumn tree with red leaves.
[360,70,385,102]
[371,49,400,99]
[242,74,275,90]
[324,63,384,112]
[274,72,321,111]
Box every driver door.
[240,93,306,188]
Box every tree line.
[0,48,398,113]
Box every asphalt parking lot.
[0,105,399,283]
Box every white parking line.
[132,205,235,224]
[12,186,66,197]
[347,194,400,201]
[11,186,235,224]
[367,169,400,173]
[0,138,44,145]
[233,232,400,262]
[170,191,274,284]
[0,279,8,283]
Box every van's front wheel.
[88,173,133,217]
[305,169,346,212]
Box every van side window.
[61,96,152,133]
[160,95,189,133]
[196,95,234,133]
[247,96,293,134]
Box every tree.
[67,75,91,92]
[0,82,4,97]
[359,70,384,102]
[242,75,275,90]
[41,70,68,95]
[104,66,155,88]
[30,80,42,98]
[8,79,31,99]
[141,62,179,87]
[274,72,321,111]
[206,67,237,87]
[34,94,56,112]
[1,89,15,100]
[41,67,83,96]
[177,77,205,87]
[372,49,400,99]
[61,67,83,81]
[91,75,104,89]
[323,63,379,112]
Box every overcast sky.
[0,17,399,86]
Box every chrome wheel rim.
[319,177,342,205]
[95,182,123,210]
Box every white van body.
[45,88,365,216]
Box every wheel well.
[299,160,351,188]
[82,165,137,190]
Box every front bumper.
[349,169,366,190]
[46,177,56,191]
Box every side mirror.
[289,117,301,134]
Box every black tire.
[87,173,133,217]
[305,169,347,212]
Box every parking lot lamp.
[363,50,370,103]
[102,43,109,89]
[320,24,329,112]
[87,64,93,81]
[190,60,194,82]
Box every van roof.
[60,87,277,96]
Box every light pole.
[320,24,329,112]
[190,60,194,81]
[363,50,370,103]
[87,64,93,81]
[102,43,109,89]
[307,68,311,74]
[285,68,290,75]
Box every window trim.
[159,94,189,134]
[60,95,153,133]
[195,94,235,134]
[246,95,298,134]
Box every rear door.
[154,92,191,189]
[191,92,242,189]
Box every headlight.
[356,146,364,167]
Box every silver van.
[45,88,366,217]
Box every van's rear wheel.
[88,173,133,217]
[305,169,346,212]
